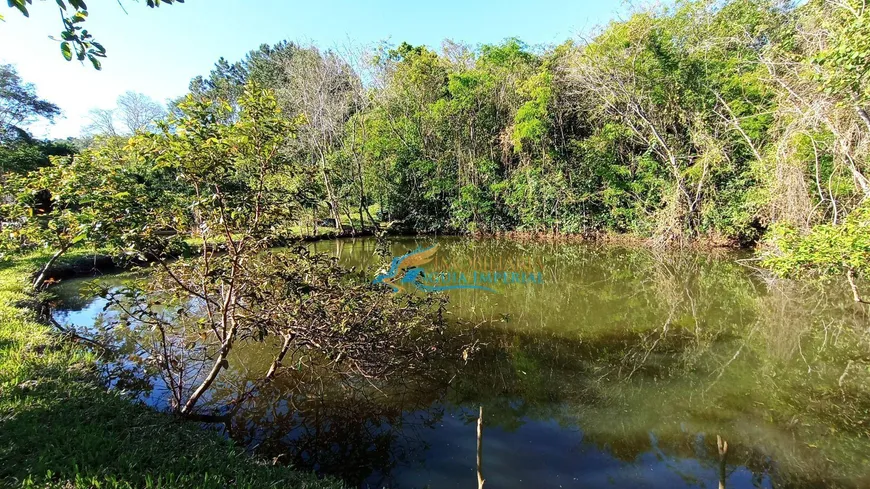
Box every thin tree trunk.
[855,105,870,133]
[32,242,72,290]
[181,320,237,415]
[318,152,343,228]
[844,153,870,197]
[312,208,318,236]
[365,206,378,230]
[847,268,867,304]
[265,333,295,380]
[477,406,485,489]
[717,435,728,489]
[343,205,357,234]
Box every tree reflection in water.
[51,237,870,488]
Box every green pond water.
[53,237,870,488]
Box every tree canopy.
[0,64,60,140]
[4,0,183,69]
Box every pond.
[52,237,870,489]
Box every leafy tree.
[181,42,302,120]
[0,64,60,140]
[6,0,866,293]
[813,0,870,132]
[0,136,76,175]
[155,1,861,255]
[93,83,454,416]
[0,139,175,288]
[4,0,182,69]
[764,200,870,303]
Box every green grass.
[0,252,343,489]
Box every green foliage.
[4,0,868,253]
[1,138,183,263]
[2,1,870,483]
[764,201,870,278]
[0,64,61,139]
[6,0,870,263]
[512,70,552,153]
[814,0,870,108]
[335,3,793,241]
[6,0,183,69]
[135,83,301,245]
[0,254,341,489]
[0,138,76,175]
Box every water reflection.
[52,237,870,488]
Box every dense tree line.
[3,0,869,286]
[175,0,868,249]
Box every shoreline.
[475,230,746,250]
[36,228,755,284]
[0,252,344,489]
[1,230,762,488]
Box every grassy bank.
[0,252,342,489]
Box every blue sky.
[1,0,626,139]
